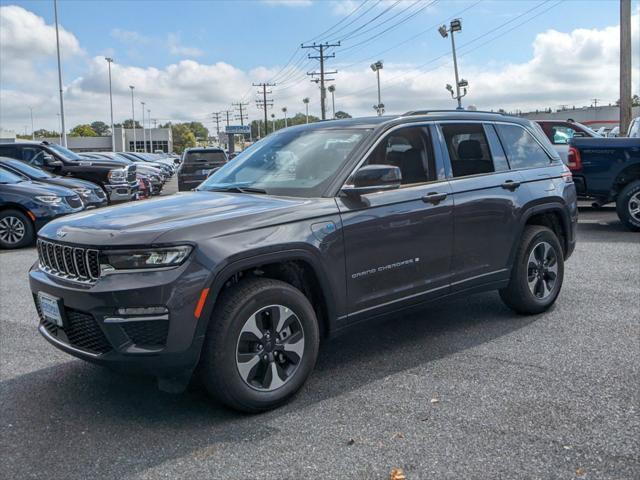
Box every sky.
[0,0,638,134]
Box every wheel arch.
[612,163,640,194]
[0,203,35,223]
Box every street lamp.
[271,113,276,132]
[129,85,136,151]
[303,97,310,123]
[105,57,115,151]
[282,107,288,128]
[438,18,467,109]
[147,108,152,152]
[29,106,34,140]
[328,85,336,119]
[141,101,146,152]
[370,61,384,116]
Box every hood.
[75,158,130,169]
[1,179,79,197]
[39,176,101,191]
[38,191,314,246]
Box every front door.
[336,125,454,321]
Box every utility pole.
[222,110,232,128]
[253,82,275,135]
[302,41,340,120]
[211,112,222,144]
[129,86,136,151]
[29,107,34,140]
[105,57,115,151]
[620,0,632,135]
[53,0,67,146]
[591,98,601,108]
[141,101,146,152]
[232,101,249,126]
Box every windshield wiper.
[206,185,268,194]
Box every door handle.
[422,192,448,204]
[501,180,521,191]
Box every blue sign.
[225,125,251,134]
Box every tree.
[69,124,97,137]
[186,122,209,140]
[334,111,352,119]
[33,128,59,138]
[250,112,320,138]
[172,124,196,153]
[90,121,111,136]
[115,119,142,129]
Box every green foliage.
[172,124,197,154]
[33,128,59,138]
[69,124,97,137]
[334,111,352,119]
[185,122,209,140]
[115,119,142,129]
[250,112,321,139]
[90,121,111,136]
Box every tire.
[0,209,35,249]
[199,277,320,413]
[615,180,640,232]
[499,226,564,315]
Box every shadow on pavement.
[1,292,535,479]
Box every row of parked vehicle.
[0,140,180,249]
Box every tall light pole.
[303,97,310,123]
[439,19,467,110]
[129,86,136,151]
[53,0,67,146]
[29,107,34,140]
[105,57,115,151]
[271,113,276,132]
[141,101,147,152]
[56,113,62,144]
[282,107,288,128]
[370,61,384,116]
[328,85,336,119]
[147,108,152,152]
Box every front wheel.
[615,180,640,232]
[0,209,34,249]
[199,277,320,413]
[500,226,565,315]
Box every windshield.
[198,127,368,197]
[47,143,83,161]
[0,168,24,184]
[7,161,53,179]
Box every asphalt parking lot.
[0,206,638,480]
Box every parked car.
[0,166,84,249]
[177,147,228,191]
[0,158,107,209]
[0,141,137,203]
[81,152,165,194]
[568,136,640,230]
[118,152,174,178]
[536,120,602,163]
[29,111,577,412]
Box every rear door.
[179,150,227,190]
[337,124,454,321]
[440,122,530,289]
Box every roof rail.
[402,109,509,116]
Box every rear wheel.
[500,226,564,314]
[0,210,34,249]
[615,180,640,232]
[199,277,319,413]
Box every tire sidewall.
[211,283,319,411]
[616,181,640,231]
[0,210,34,249]
[517,229,564,309]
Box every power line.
[232,101,249,126]
[302,42,340,120]
[303,0,372,43]
[337,0,402,42]
[253,82,275,135]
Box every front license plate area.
[38,292,63,327]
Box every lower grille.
[121,321,169,347]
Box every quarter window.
[360,126,435,185]
[441,123,495,178]
[496,124,551,169]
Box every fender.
[507,200,573,268]
[194,245,339,340]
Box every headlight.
[99,245,193,271]
[72,187,92,197]
[108,168,127,183]
[35,195,63,205]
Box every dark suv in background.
[177,147,228,191]
[29,111,577,412]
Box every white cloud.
[110,28,150,44]
[167,33,204,58]
[262,0,313,7]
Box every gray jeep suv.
[29,111,577,412]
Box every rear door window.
[185,150,227,164]
[495,124,551,169]
[0,146,20,159]
[441,123,496,178]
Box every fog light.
[117,307,168,315]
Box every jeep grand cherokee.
[29,111,577,412]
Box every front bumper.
[105,182,138,203]
[29,258,211,378]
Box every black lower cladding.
[121,320,169,347]
[35,296,112,354]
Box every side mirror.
[43,154,63,168]
[341,164,402,196]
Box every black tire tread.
[615,180,640,232]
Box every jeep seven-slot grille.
[37,239,100,284]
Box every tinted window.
[0,146,20,159]
[496,124,551,169]
[20,147,46,166]
[360,126,435,185]
[0,168,23,184]
[5,160,52,179]
[185,151,227,163]
[442,123,494,178]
